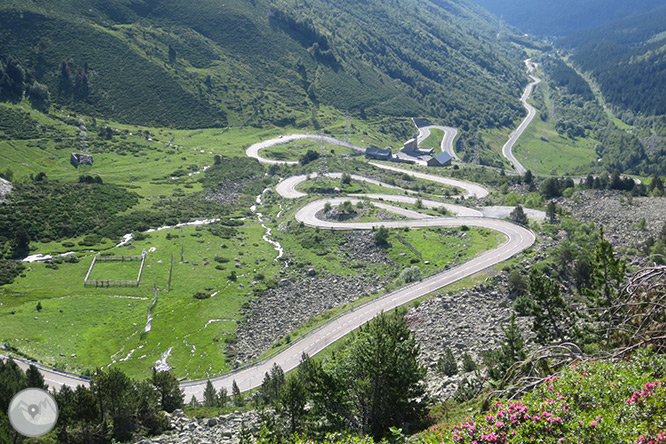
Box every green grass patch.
[261,139,357,162]
[510,79,599,176]
[87,257,143,282]
[513,115,598,176]
[257,226,504,361]
[419,128,444,151]
[1,222,285,380]
[384,227,504,275]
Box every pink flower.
[591,420,598,427]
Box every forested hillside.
[472,0,665,37]
[0,0,527,129]
[560,7,666,117]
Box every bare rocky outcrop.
[134,409,260,444]
[559,190,666,249]
[338,231,393,265]
[406,271,533,401]
[205,178,255,204]
[231,231,392,364]
[70,152,94,167]
[0,177,12,202]
[232,271,391,364]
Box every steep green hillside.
[0,0,527,129]
[560,7,666,117]
[472,0,665,37]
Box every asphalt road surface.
[501,59,541,175]
[0,354,89,390]
[417,125,460,161]
[19,60,541,397]
[246,134,365,165]
[182,166,533,400]
[15,132,534,398]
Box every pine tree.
[438,347,458,376]
[462,352,477,373]
[332,310,426,440]
[509,204,528,225]
[546,200,557,223]
[528,268,570,344]
[218,387,228,408]
[582,227,627,347]
[523,170,533,185]
[278,374,307,435]
[150,369,184,412]
[500,313,526,366]
[26,364,46,390]
[262,363,285,404]
[239,421,252,444]
[374,226,390,245]
[203,379,217,407]
[298,353,346,431]
[232,380,244,407]
[486,313,527,381]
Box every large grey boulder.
[0,178,12,202]
[70,152,94,167]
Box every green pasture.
[87,258,143,282]
[297,177,411,197]
[257,225,504,360]
[1,222,284,380]
[419,128,444,151]
[512,115,598,176]
[0,101,522,384]
[384,226,503,272]
[261,139,358,162]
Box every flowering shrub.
[411,350,666,443]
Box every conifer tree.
[582,227,627,347]
[486,313,527,381]
[546,200,558,223]
[462,352,478,372]
[278,373,307,434]
[331,310,426,440]
[218,387,228,408]
[438,347,458,376]
[528,268,570,344]
[26,364,46,390]
[509,204,528,225]
[150,369,184,412]
[232,380,244,407]
[203,380,217,407]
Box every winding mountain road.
[246,134,365,165]
[17,59,541,399]
[502,59,541,174]
[183,135,534,400]
[417,125,460,161]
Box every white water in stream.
[252,189,284,261]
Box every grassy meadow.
[1,101,509,382]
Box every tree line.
[0,360,183,443]
[1,309,427,442]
